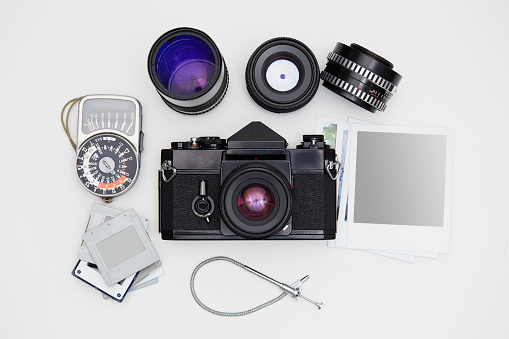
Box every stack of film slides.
[72,205,163,302]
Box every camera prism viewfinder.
[159,122,337,240]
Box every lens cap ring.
[220,163,292,239]
[245,37,320,113]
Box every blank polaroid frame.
[346,124,453,253]
[83,209,160,286]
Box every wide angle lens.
[320,42,402,113]
[245,37,320,113]
[148,27,229,115]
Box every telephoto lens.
[320,43,402,113]
[148,27,229,115]
[245,37,320,113]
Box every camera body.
[159,122,337,240]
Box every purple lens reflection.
[237,184,275,221]
[155,35,217,96]
[170,60,211,94]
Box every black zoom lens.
[148,27,229,115]
[321,43,402,113]
[245,37,320,113]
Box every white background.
[1,1,508,338]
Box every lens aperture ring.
[327,52,397,93]
[320,70,388,112]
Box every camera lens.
[220,163,292,239]
[148,27,229,115]
[237,183,275,221]
[320,42,402,113]
[245,37,320,113]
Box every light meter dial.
[76,133,139,198]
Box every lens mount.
[245,37,320,113]
[148,27,229,115]
[320,42,402,113]
[220,163,292,239]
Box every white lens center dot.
[266,59,299,92]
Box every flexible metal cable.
[190,256,288,316]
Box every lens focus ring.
[320,70,389,112]
[326,52,397,93]
[321,42,402,113]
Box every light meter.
[75,95,143,202]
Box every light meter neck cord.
[190,256,322,316]
[60,96,84,151]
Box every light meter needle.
[102,159,111,170]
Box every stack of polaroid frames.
[314,117,453,262]
[72,205,163,302]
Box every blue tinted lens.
[155,35,217,96]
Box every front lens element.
[155,35,217,96]
[148,27,229,115]
[237,184,275,221]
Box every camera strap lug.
[325,159,341,180]
[161,160,177,182]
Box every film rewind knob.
[192,180,215,222]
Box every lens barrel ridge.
[148,27,229,115]
[321,42,402,113]
[245,37,320,113]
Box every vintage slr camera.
[159,122,338,240]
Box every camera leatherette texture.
[160,172,336,238]
[292,174,336,233]
[160,174,222,238]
